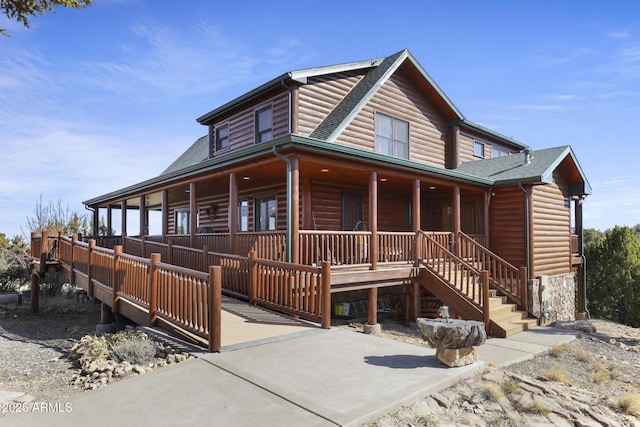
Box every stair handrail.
[457,232,526,310]
[417,231,488,311]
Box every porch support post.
[369,171,378,270]
[302,177,312,230]
[121,200,127,237]
[364,287,381,334]
[93,206,99,237]
[452,186,461,254]
[291,157,300,264]
[575,196,587,319]
[412,179,421,232]
[161,189,169,238]
[139,195,146,236]
[484,190,490,247]
[189,182,197,247]
[229,172,238,255]
[106,205,112,237]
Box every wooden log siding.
[531,172,572,277]
[336,71,449,168]
[298,71,364,137]
[489,186,526,268]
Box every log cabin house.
[38,49,591,345]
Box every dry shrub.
[501,378,520,395]
[549,342,573,357]
[478,382,505,402]
[590,362,622,384]
[543,369,572,385]
[111,339,157,365]
[617,393,640,415]
[575,347,596,363]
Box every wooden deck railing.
[34,233,223,352]
[457,232,527,310]
[378,232,414,263]
[418,231,490,329]
[299,231,371,267]
[250,252,331,327]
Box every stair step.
[495,318,538,337]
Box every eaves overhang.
[84,135,494,207]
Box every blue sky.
[1,0,639,238]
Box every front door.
[341,193,364,231]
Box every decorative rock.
[437,346,479,367]
[417,318,486,349]
[363,323,382,335]
[552,320,596,334]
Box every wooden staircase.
[417,231,537,338]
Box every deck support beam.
[121,200,127,238]
[575,196,587,319]
[412,179,421,232]
[139,194,146,236]
[162,189,169,238]
[291,157,300,264]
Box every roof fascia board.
[452,119,529,150]
[196,58,386,125]
[289,58,385,81]
[196,72,291,124]
[325,50,409,142]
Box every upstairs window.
[473,141,485,158]
[215,123,229,152]
[492,145,510,158]
[255,105,273,143]
[375,113,409,159]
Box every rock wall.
[529,272,576,325]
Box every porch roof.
[454,145,592,195]
[83,134,495,207]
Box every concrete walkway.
[2,319,580,427]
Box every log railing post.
[167,240,173,265]
[482,270,490,334]
[148,253,161,326]
[70,234,78,287]
[209,265,222,352]
[39,230,48,276]
[321,261,331,329]
[112,245,123,314]
[520,266,528,312]
[202,245,209,272]
[249,251,257,303]
[87,240,96,298]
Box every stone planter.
[417,318,486,367]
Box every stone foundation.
[529,272,576,325]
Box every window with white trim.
[375,113,409,159]
[255,105,273,143]
[492,145,510,158]
[174,209,190,234]
[473,141,485,158]
[238,200,249,232]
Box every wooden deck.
[30,230,536,348]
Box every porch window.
[215,123,229,151]
[238,200,249,231]
[375,113,408,159]
[255,105,273,143]
[175,209,190,234]
[256,195,277,231]
[474,141,485,158]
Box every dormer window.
[215,123,229,151]
[255,105,273,143]
[375,112,408,159]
